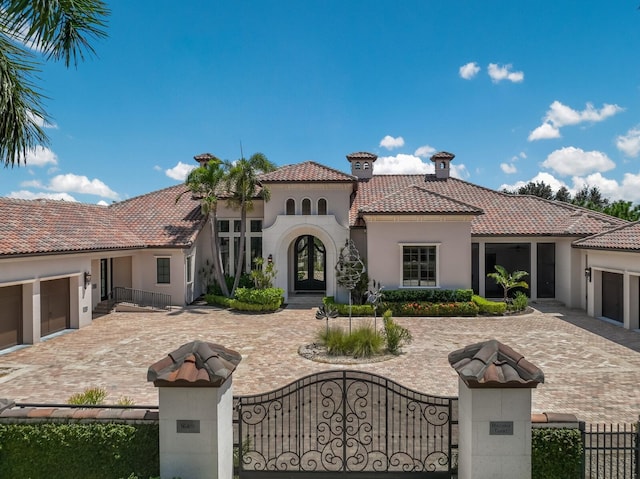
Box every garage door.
[602,271,623,323]
[41,278,70,337]
[0,285,22,349]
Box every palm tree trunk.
[210,212,229,297]
[230,203,247,296]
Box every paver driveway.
[0,302,639,424]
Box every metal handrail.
[113,286,172,311]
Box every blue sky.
[2,1,640,205]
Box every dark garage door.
[602,271,623,323]
[41,278,70,337]
[0,285,22,349]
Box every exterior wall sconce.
[84,271,92,289]
[267,254,273,264]
[584,267,592,282]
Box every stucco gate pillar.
[148,341,242,479]
[448,340,545,479]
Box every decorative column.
[449,339,544,479]
[148,341,242,479]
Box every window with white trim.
[286,198,295,215]
[156,257,171,284]
[186,255,193,283]
[318,198,327,215]
[402,245,437,287]
[217,219,263,274]
[302,198,311,215]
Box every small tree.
[487,265,529,303]
[250,257,277,289]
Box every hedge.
[383,301,479,317]
[472,295,507,315]
[381,288,473,303]
[532,427,582,479]
[0,423,159,479]
[205,287,284,312]
[323,296,374,316]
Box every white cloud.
[373,154,433,174]
[379,135,405,150]
[500,163,517,174]
[26,111,57,129]
[541,147,615,177]
[571,173,620,199]
[616,126,640,158]
[46,174,120,200]
[414,145,436,158]
[528,123,561,141]
[153,165,163,172]
[450,163,470,179]
[96,200,109,206]
[529,101,624,141]
[618,172,640,201]
[7,190,78,202]
[500,172,569,194]
[20,179,43,188]
[165,161,196,181]
[459,62,480,80]
[487,63,524,83]
[22,146,58,166]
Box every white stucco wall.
[135,249,188,306]
[364,215,473,290]
[263,183,352,229]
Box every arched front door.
[294,235,326,291]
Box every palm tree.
[487,265,529,303]
[224,152,276,296]
[0,0,109,167]
[177,157,230,297]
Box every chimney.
[193,152,219,167]
[430,151,454,179]
[346,151,377,179]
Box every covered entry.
[294,235,326,292]
[41,278,70,337]
[0,285,22,349]
[601,271,623,323]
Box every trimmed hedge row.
[382,288,473,303]
[384,301,479,317]
[0,423,159,479]
[205,287,284,312]
[323,296,374,316]
[532,427,582,479]
[472,295,507,315]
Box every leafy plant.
[532,427,582,479]
[250,257,277,289]
[486,265,529,303]
[382,310,412,354]
[510,291,529,312]
[317,324,384,357]
[116,396,135,406]
[67,387,108,405]
[472,295,507,315]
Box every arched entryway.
[294,235,326,292]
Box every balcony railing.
[113,287,172,311]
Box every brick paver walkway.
[0,303,639,424]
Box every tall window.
[217,219,263,275]
[156,257,170,284]
[186,255,193,283]
[302,198,311,215]
[286,198,295,215]
[318,198,327,215]
[402,245,437,287]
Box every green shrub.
[472,295,507,315]
[385,301,478,317]
[204,294,232,308]
[228,299,281,312]
[234,287,284,305]
[67,386,108,405]
[532,427,582,479]
[382,288,473,303]
[317,324,384,357]
[382,310,412,354]
[510,291,529,312]
[0,423,159,479]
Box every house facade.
[0,151,636,352]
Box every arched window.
[302,198,311,215]
[354,162,361,170]
[286,198,295,215]
[440,161,446,169]
[318,198,327,215]
[363,162,370,170]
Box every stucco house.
[1,151,637,352]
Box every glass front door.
[294,235,326,291]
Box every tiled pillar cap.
[448,339,544,389]
[147,340,242,388]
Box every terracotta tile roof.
[346,151,378,161]
[109,184,206,248]
[147,341,242,387]
[258,161,357,183]
[359,185,483,215]
[350,175,627,236]
[448,339,544,388]
[0,197,146,257]
[572,221,640,252]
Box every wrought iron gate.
[234,370,458,478]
